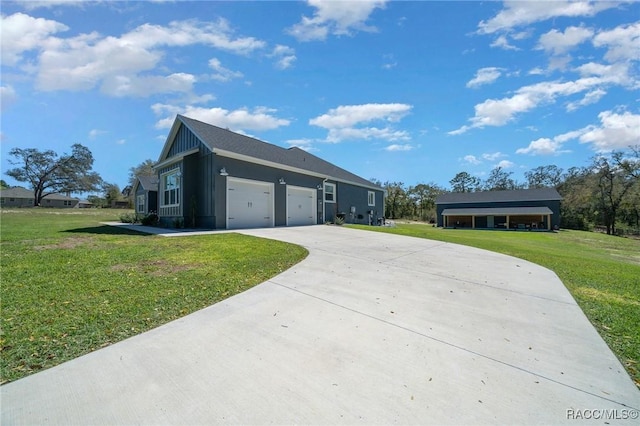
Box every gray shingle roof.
[0,187,78,200]
[136,175,159,192]
[436,188,562,204]
[178,115,380,189]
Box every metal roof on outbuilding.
[436,188,562,204]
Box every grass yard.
[349,223,640,388]
[0,209,307,384]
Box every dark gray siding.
[214,156,325,228]
[330,182,384,225]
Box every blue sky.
[1,0,639,193]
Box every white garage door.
[287,186,316,226]
[227,177,274,229]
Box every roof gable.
[436,188,562,204]
[160,115,381,190]
[136,175,159,192]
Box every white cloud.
[100,73,197,97]
[466,67,503,88]
[593,21,640,62]
[537,26,594,55]
[496,160,514,169]
[385,144,414,152]
[15,0,90,10]
[269,45,296,70]
[517,137,568,155]
[152,104,290,132]
[490,35,519,51]
[286,138,317,152]
[310,103,411,128]
[450,63,637,134]
[516,112,639,155]
[326,127,410,144]
[0,13,69,66]
[579,110,640,151]
[566,88,607,111]
[478,0,617,34]
[0,85,17,111]
[482,151,506,161]
[288,0,387,41]
[88,129,107,139]
[310,103,412,143]
[463,155,481,165]
[208,58,243,82]
[116,139,126,145]
[3,14,265,97]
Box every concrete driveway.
[2,225,639,425]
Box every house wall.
[134,185,158,215]
[213,156,325,229]
[158,122,385,229]
[1,197,34,208]
[329,182,384,225]
[436,199,561,228]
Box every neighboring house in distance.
[435,188,562,231]
[0,187,79,208]
[154,115,384,229]
[133,175,158,215]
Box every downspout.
[321,178,328,224]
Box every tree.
[408,183,444,222]
[128,159,156,188]
[557,166,595,230]
[449,172,480,193]
[483,167,516,191]
[525,165,563,188]
[102,182,122,207]
[592,149,640,235]
[0,180,9,189]
[6,144,102,206]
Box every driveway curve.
[2,225,639,425]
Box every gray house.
[154,115,384,229]
[133,175,158,215]
[0,187,79,208]
[436,188,562,230]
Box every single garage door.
[227,177,274,229]
[287,186,316,226]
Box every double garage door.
[226,177,316,229]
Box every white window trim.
[137,194,146,213]
[160,169,181,208]
[368,191,375,207]
[324,182,336,203]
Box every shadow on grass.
[63,225,152,236]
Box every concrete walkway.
[2,225,639,425]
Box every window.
[161,170,181,207]
[137,195,145,213]
[324,182,336,203]
[368,191,375,207]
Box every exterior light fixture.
[219,168,228,176]
[279,178,286,185]
[317,184,323,190]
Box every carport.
[442,206,553,230]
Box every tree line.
[373,146,639,236]
[5,143,639,236]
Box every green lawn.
[349,223,640,389]
[0,209,307,384]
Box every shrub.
[119,212,139,224]
[141,212,159,226]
